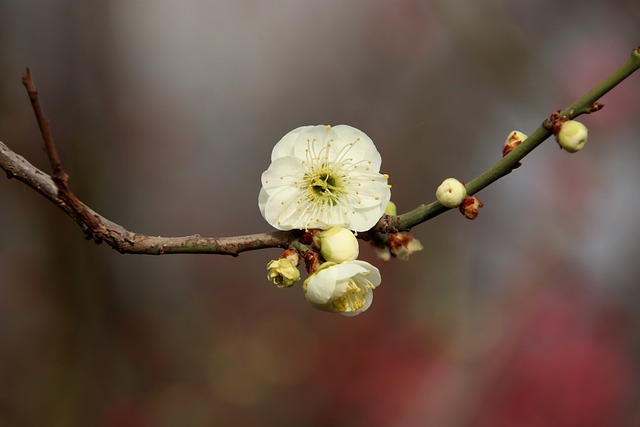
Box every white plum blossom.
[303,260,381,316]
[259,125,391,232]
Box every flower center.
[304,167,345,206]
[310,173,338,194]
[331,278,373,313]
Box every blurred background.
[1,0,640,426]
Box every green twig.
[395,46,640,231]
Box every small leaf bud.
[555,120,588,153]
[459,195,483,220]
[436,178,467,208]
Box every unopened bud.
[436,178,467,208]
[502,130,527,168]
[373,245,392,262]
[384,201,397,216]
[555,120,588,153]
[303,250,323,274]
[503,130,527,154]
[388,233,423,261]
[316,226,359,264]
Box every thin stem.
[21,68,67,185]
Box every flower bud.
[503,130,527,159]
[267,258,301,288]
[459,195,483,220]
[388,233,423,261]
[317,226,359,263]
[373,245,392,262]
[303,249,322,274]
[504,130,527,150]
[281,247,300,265]
[555,120,588,153]
[384,201,397,216]
[436,178,467,208]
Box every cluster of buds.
[435,177,484,220]
[265,199,425,316]
[260,115,595,317]
[370,201,424,261]
[372,232,424,261]
[267,226,384,316]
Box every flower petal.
[258,187,269,218]
[261,156,305,192]
[343,172,391,209]
[304,267,338,304]
[355,259,381,281]
[270,125,314,161]
[263,187,305,230]
[330,261,372,281]
[330,125,382,170]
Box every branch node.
[543,109,561,130]
[588,102,605,113]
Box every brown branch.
[1,69,299,256]
[0,139,295,255]
[21,68,67,185]
[21,69,107,240]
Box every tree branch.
[0,139,296,255]
[1,47,640,255]
[394,46,640,231]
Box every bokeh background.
[1,1,640,426]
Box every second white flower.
[303,260,382,316]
